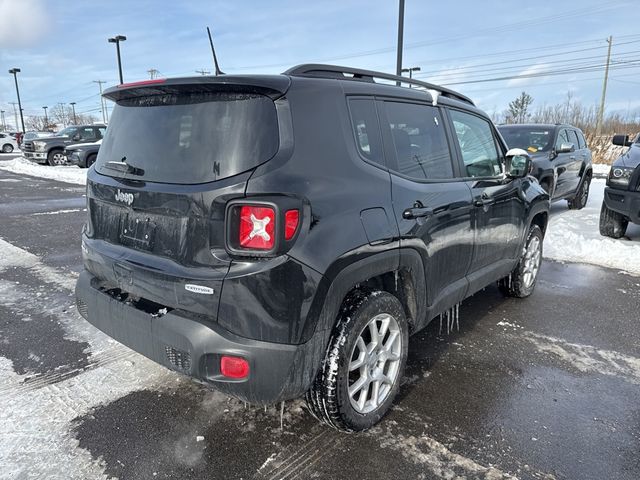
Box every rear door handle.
[570,156,576,160]
[402,206,433,219]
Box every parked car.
[600,134,640,238]
[0,132,19,153]
[75,65,549,431]
[64,140,101,168]
[20,131,53,149]
[22,124,106,165]
[497,123,593,209]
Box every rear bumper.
[604,186,640,224]
[75,270,325,403]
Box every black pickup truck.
[22,124,106,166]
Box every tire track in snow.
[0,236,177,479]
[517,331,640,385]
[371,422,522,480]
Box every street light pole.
[8,68,25,133]
[396,0,405,84]
[401,66,421,87]
[58,102,66,126]
[70,102,77,124]
[108,35,127,84]
[0,110,5,131]
[42,106,48,127]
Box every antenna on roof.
[206,26,225,76]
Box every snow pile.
[544,178,640,276]
[591,163,610,178]
[0,157,87,185]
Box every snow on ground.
[591,163,611,178]
[544,178,640,276]
[0,156,87,185]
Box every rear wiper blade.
[104,160,145,176]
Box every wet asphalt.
[0,159,638,480]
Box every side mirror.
[556,143,575,154]
[72,133,81,141]
[612,134,632,147]
[505,148,531,179]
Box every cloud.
[506,63,550,87]
[0,0,49,48]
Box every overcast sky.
[1,0,638,128]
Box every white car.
[0,133,19,153]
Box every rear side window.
[96,92,279,184]
[449,110,502,178]
[383,102,453,180]
[348,98,384,166]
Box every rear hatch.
[84,76,290,316]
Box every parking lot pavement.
[1,169,639,480]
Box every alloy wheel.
[348,313,402,414]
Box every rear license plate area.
[120,215,156,250]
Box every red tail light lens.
[220,355,250,379]
[239,205,275,250]
[284,210,299,240]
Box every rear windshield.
[96,92,279,184]
[498,126,553,153]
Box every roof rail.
[283,64,474,106]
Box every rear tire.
[498,224,543,298]
[2,143,14,153]
[306,290,408,432]
[599,202,628,238]
[568,174,591,210]
[85,154,97,168]
[47,149,66,166]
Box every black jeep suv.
[600,133,640,238]
[498,124,593,209]
[75,65,549,431]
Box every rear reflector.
[284,209,299,240]
[220,355,250,379]
[239,205,275,250]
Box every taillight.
[239,205,275,250]
[284,209,299,240]
[220,355,250,379]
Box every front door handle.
[473,192,495,207]
[403,206,433,219]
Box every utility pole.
[70,102,77,124]
[93,80,108,123]
[58,102,66,126]
[42,106,48,127]
[396,0,405,85]
[147,68,159,79]
[0,110,5,131]
[596,36,613,137]
[9,102,19,131]
[8,68,25,133]
[195,69,210,76]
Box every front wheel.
[306,290,408,432]
[47,150,66,166]
[599,202,628,238]
[498,224,543,298]
[2,143,14,153]
[568,175,591,210]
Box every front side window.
[556,129,570,149]
[450,110,502,178]
[348,98,384,166]
[383,101,453,180]
[567,130,580,149]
